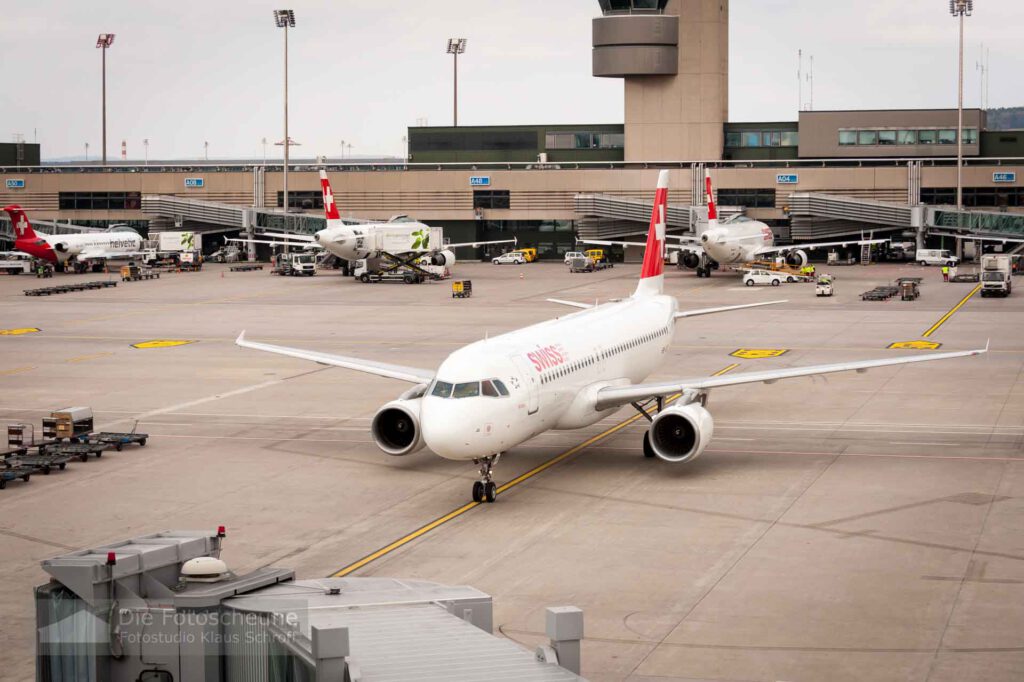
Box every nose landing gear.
[471,454,500,503]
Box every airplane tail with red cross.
[634,170,669,298]
[3,205,39,241]
[319,170,342,223]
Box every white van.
[916,249,958,267]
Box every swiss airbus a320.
[238,171,985,503]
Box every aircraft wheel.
[472,481,485,503]
[484,482,497,503]
[643,431,656,458]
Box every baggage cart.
[38,442,109,462]
[83,428,148,451]
[451,280,473,298]
[0,461,38,489]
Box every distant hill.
[986,107,1024,130]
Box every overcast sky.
[3,0,1021,160]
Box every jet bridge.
[573,193,742,240]
[140,195,329,236]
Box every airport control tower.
[593,0,728,161]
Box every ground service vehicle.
[816,274,834,296]
[272,253,316,276]
[563,251,585,264]
[743,269,782,287]
[584,248,606,263]
[512,248,538,262]
[0,252,33,275]
[238,170,987,503]
[493,252,526,265]
[916,248,958,267]
[980,255,1012,297]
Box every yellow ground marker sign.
[731,348,788,360]
[131,340,196,349]
[889,340,942,350]
[0,328,41,336]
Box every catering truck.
[980,254,1012,297]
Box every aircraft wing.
[442,237,517,250]
[226,237,323,249]
[235,332,434,384]
[593,344,987,411]
[256,231,316,242]
[754,238,888,257]
[579,238,702,254]
[944,234,1024,243]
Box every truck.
[0,252,34,275]
[271,252,316,276]
[353,257,447,283]
[158,231,202,253]
[980,254,1012,297]
[916,248,958,267]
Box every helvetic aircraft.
[3,205,143,271]
[231,170,514,271]
[237,170,986,503]
[585,171,887,277]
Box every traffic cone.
[519,272,524,280]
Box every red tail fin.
[704,170,718,230]
[3,205,36,241]
[319,170,341,220]
[634,170,669,296]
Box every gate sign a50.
[184,177,205,188]
[993,172,1016,183]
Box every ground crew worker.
[941,264,950,282]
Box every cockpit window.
[481,380,499,397]
[453,382,480,398]
[493,379,509,396]
[430,380,454,398]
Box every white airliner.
[232,170,514,272]
[3,205,143,271]
[585,172,886,277]
[237,170,986,503]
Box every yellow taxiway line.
[330,362,741,577]
[922,283,982,338]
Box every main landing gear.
[471,454,500,503]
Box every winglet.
[236,330,246,345]
[984,338,990,352]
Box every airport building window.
[897,130,917,145]
[473,190,510,209]
[726,129,798,148]
[837,128,977,147]
[716,188,776,209]
[544,131,624,150]
[58,192,141,210]
[276,191,323,210]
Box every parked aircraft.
[584,171,886,277]
[231,170,513,273]
[3,205,143,271]
[237,170,986,503]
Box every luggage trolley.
[452,280,473,298]
[83,422,149,451]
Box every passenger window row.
[540,325,670,386]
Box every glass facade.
[598,0,669,13]
[473,190,510,209]
[922,187,1024,208]
[717,188,776,209]
[545,131,624,150]
[839,128,977,147]
[276,191,323,210]
[58,191,141,210]
[725,130,798,148]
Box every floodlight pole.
[453,48,459,127]
[102,45,107,165]
[950,0,972,260]
[283,20,290,217]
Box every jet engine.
[680,251,700,270]
[785,250,808,268]
[646,403,714,464]
[370,398,426,456]
[53,242,70,253]
[430,249,456,267]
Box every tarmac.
[0,259,1021,681]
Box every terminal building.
[2,0,1022,258]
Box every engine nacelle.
[370,398,426,456]
[680,251,700,269]
[647,403,714,464]
[54,242,70,253]
[430,249,456,267]
[785,249,808,268]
